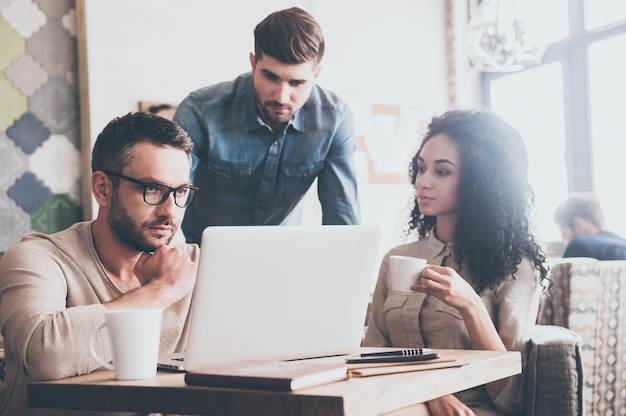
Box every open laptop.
[159,224,381,372]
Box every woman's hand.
[427,394,475,416]
[413,264,508,390]
[411,264,481,312]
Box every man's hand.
[105,245,197,311]
[134,245,198,306]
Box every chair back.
[538,258,626,415]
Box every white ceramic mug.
[389,255,428,293]
[88,308,163,380]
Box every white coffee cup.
[88,308,163,380]
[389,255,428,293]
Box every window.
[588,33,626,238]
[484,0,626,242]
[488,63,567,242]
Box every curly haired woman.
[364,109,549,416]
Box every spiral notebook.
[159,225,381,372]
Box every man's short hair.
[91,112,193,174]
[554,192,606,229]
[254,7,324,65]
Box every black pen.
[360,348,433,358]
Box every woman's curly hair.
[407,109,549,293]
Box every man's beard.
[108,191,174,252]
[260,100,293,125]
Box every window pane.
[588,34,626,237]
[489,63,568,243]
[515,0,569,44]
[585,0,626,31]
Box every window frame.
[480,0,626,193]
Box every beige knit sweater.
[0,221,198,416]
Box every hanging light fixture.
[465,0,546,72]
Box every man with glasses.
[0,112,199,415]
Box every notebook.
[159,224,381,372]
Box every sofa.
[526,324,584,415]
[537,258,626,416]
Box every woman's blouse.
[364,234,541,416]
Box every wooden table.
[28,349,520,415]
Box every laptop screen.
[182,225,381,372]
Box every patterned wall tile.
[30,133,80,194]
[31,193,81,234]
[60,6,74,35]
[29,75,77,136]
[0,15,25,68]
[6,112,49,153]
[1,0,45,38]
[4,52,48,95]
[0,0,12,12]
[34,0,72,19]
[7,171,51,213]
[0,73,27,131]
[0,133,27,189]
[67,177,82,206]
[1,0,80,249]
[27,19,75,76]
[64,117,79,148]
[0,193,31,252]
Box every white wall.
[84,0,449,134]
[82,0,469,273]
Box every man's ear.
[572,216,591,236]
[249,52,256,71]
[92,171,112,207]
[314,64,323,79]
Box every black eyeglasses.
[103,171,198,208]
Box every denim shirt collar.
[243,76,264,132]
[242,74,304,134]
[291,104,305,132]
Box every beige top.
[364,234,540,416]
[0,221,199,416]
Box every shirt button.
[273,141,279,146]
[226,171,232,177]
[302,173,308,178]
[265,176,271,181]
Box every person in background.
[0,112,199,416]
[553,192,626,260]
[173,7,360,245]
[364,109,549,415]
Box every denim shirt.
[173,72,360,244]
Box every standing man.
[173,7,360,244]
[554,192,626,260]
[0,112,199,415]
